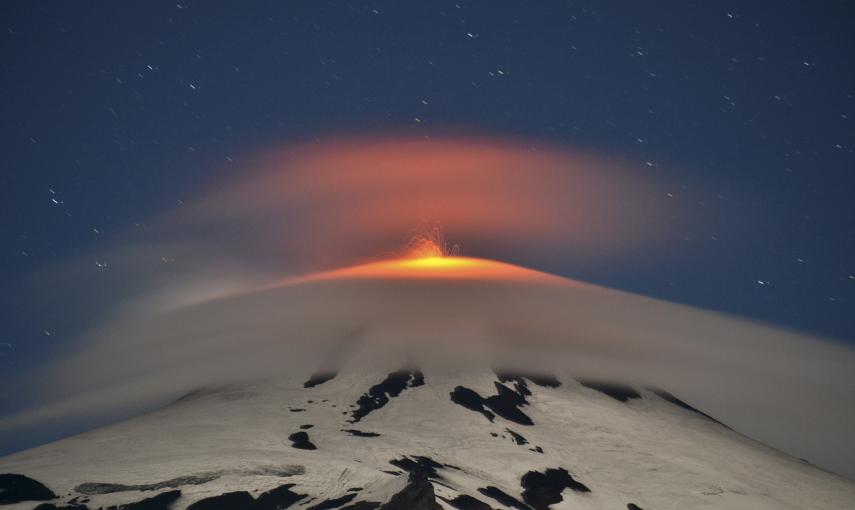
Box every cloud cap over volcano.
[7,255,855,479]
[166,135,677,273]
[6,136,853,479]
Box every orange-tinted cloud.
[172,136,675,272]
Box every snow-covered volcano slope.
[4,257,855,509]
[2,362,854,510]
[7,256,855,475]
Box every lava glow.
[404,224,460,260]
[173,136,677,273]
[286,254,564,284]
[399,256,470,269]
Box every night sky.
[1,0,854,393]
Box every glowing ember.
[397,256,476,269]
[285,255,563,284]
[406,223,459,260]
[277,225,561,284]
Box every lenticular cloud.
[5,135,855,478]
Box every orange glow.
[407,242,443,259]
[283,255,566,284]
[404,223,459,260]
[399,256,472,269]
[185,135,677,273]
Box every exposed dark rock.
[495,371,561,388]
[520,468,590,509]
[350,369,425,422]
[247,484,306,510]
[34,504,89,510]
[245,465,304,477]
[186,491,254,510]
[494,376,532,397]
[289,408,306,412]
[76,473,220,495]
[300,424,314,430]
[442,494,496,509]
[347,488,363,492]
[505,428,528,445]
[484,383,533,425]
[651,388,729,427]
[450,381,534,426]
[107,490,182,510]
[288,431,317,450]
[450,386,495,422]
[627,504,644,510]
[577,380,641,402]
[0,473,57,504]
[388,456,444,479]
[339,503,380,510]
[529,446,544,454]
[476,487,531,510]
[527,375,561,388]
[342,429,381,437]
[306,493,358,510]
[304,372,337,388]
[379,471,441,510]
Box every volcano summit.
[2,256,855,509]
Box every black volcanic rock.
[304,372,337,388]
[379,471,441,510]
[342,429,381,437]
[76,473,220,495]
[288,431,317,450]
[34,505,89,510]
[339,503,380,510]
[443,494,496,509]
[520,468,590,509]
[450,381,535,426]
[187,491,254,510]
[107,490,182,510]
[350,369,425,422]
[184,485,311,510]
[505,428,528,445]
[247,484,306,510]
[0,473,57,504]
[484,383,533,425]
[388,456,445,479]
[577,380,641,402]
[495,371,561,389]
[651,388,729,427]
[476,487,531,510]
[306,493,358,510]
[450,386,495,422]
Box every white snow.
[1,360,853,509]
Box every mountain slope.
[1,364,853,510]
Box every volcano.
[2,257,854,509]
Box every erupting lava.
[284,227,560,283]
[288,253,562,284]
[405,224,460,259]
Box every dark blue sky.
[1,0,853,383]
